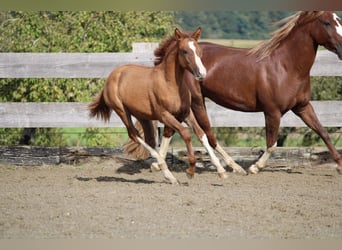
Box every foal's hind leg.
[150,126,174,172]
[135,137,179,184]
[113,106,178,184]
[139,119,157,149]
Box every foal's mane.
[249,11,325,60]
[154,31,193,66]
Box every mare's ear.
[192,27,202,41]
[174,28,182,41]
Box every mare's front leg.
[293,103,342,173]
[248,112,280,174]
[190,86,246,175]
[184,110,228,179]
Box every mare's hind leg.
[249,112,280,174]
[293,103,342,173]
[190,91,246,175]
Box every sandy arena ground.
[0,153,341,239]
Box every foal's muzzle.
[193,67,207,81]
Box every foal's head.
[308,11,342,59]
[174,27,207,81]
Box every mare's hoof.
[336,167,342,175]
[218,171,228,179]
[248,164,260,174]
[186,172,195,179]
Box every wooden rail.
[0,44,341,129]
[0,101,341,128]
[1,47,341,78]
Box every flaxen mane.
[249,11,325,60]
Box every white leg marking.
[333,13,342,37]
[150,136,172,172]
[215,143,247,175]
[188,41,207,78]
[201,135,227,177]
[249,142,277,174]
[159,136,172,159]
[137,137,178,183]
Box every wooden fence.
[0,44,341,129]
[0,43,341,166]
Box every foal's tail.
[88,89,112,122]
[123,120,158,159]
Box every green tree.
[0,11,174,146]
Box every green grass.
[201,39,262,48]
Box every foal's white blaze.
[333,13,342,37]
[188,41,207,78]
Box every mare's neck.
[276,23,318,76]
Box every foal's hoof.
[169,179,180,185]
[218,171,228,179]
[248,164,260,174]
[150,162,161,172]
[233,168,248,176]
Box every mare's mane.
[249,11,325,60]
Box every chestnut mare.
[89,28,229,184]
[127,11,342,176]
[183,11,342,174]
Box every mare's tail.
[123,120,158,159]
[88,89,112,122]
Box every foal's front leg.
[159,112,197,179]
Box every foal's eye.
[322,21,331,26]
[181,50,188,55]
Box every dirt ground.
[0,152,341,239]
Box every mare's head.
[308,11,342,59]
[154,27,206,81]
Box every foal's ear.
[174,28,183,40]
[192,27,202,41]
